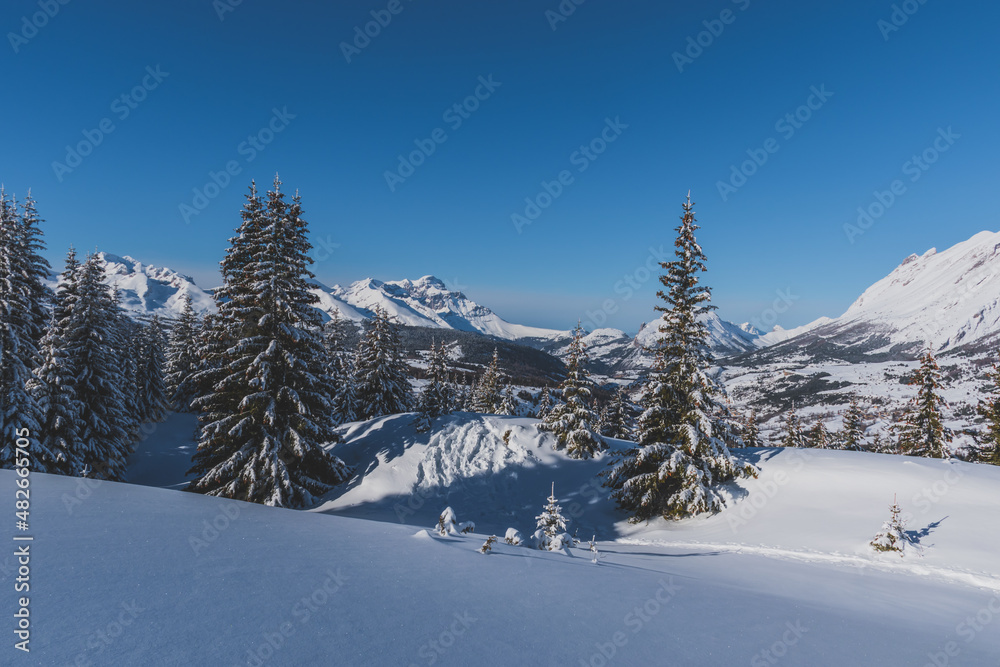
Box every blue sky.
[2,0,998,333]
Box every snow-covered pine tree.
[894,350,951,459]
[471,348,502,413]
[599,385,634,441]
[534,482,569,551]
[16,192,53,347]
[27,249,85,473]
[837,399,869,451]
[540,323,605,458]
[136,315,169,424]
[414,340,453,431]
[605,194,755,522]
[869,495,910,556]
[741,409,765,448]
[64,253,132,480]
[780,409,805,448]
[323,312,359,426]
[188,178,350,508]
[353,307,411,420]
[805,420,829,449]
[111,288,144,448]
[0,190,50,470]
[975,360,1000,466]
[535,386,553,419]
[164,294,201,411]
[497,382,518,416]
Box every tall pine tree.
[606,194,754,521]
[540,323,605,458]
[471,348,502,413]
[165,294,201,411]
[0,191,52,470]
[189,178,350,507]
[894,350,951,459]
[353,307,412,420]
[65,254,132,479]
[976,360,1000,465]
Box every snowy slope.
[84,411,1000,666]
[834,231,1000,351]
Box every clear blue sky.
[2,0,998,333]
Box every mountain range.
[65,229,1000,377]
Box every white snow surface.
[69,411,1000,665]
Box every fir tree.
[353,307,411,420]
[497,382,518,416]
[535,387,553,419]
[471,348,502,413]
[894,350,951,459]
[164,294,201,411]
[869,495,910,556]
[0,190,48,469]
[27,249,84,473]
[837,399,869,451]
[136,316,169,424]
[414,340,453,431]
[975,360,1000,466]
[805,420,829,449]
[324,312,359,425]
[189,178,350,507]
[599,386,634,440]
[534,482,569,550]
[606,195,755,521]
[781,409,805,448]
[741,409,765,448]
[541,323,605,458]
[65,254,132,479]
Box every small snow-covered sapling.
[479,535,497,554]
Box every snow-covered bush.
[479,535,497,554]
[437,507,458,536]
[504,528,523,546]
[459,521,476,534]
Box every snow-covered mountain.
[748,230,1000,362]
[44,253,218,319]
[313,276,569,342]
